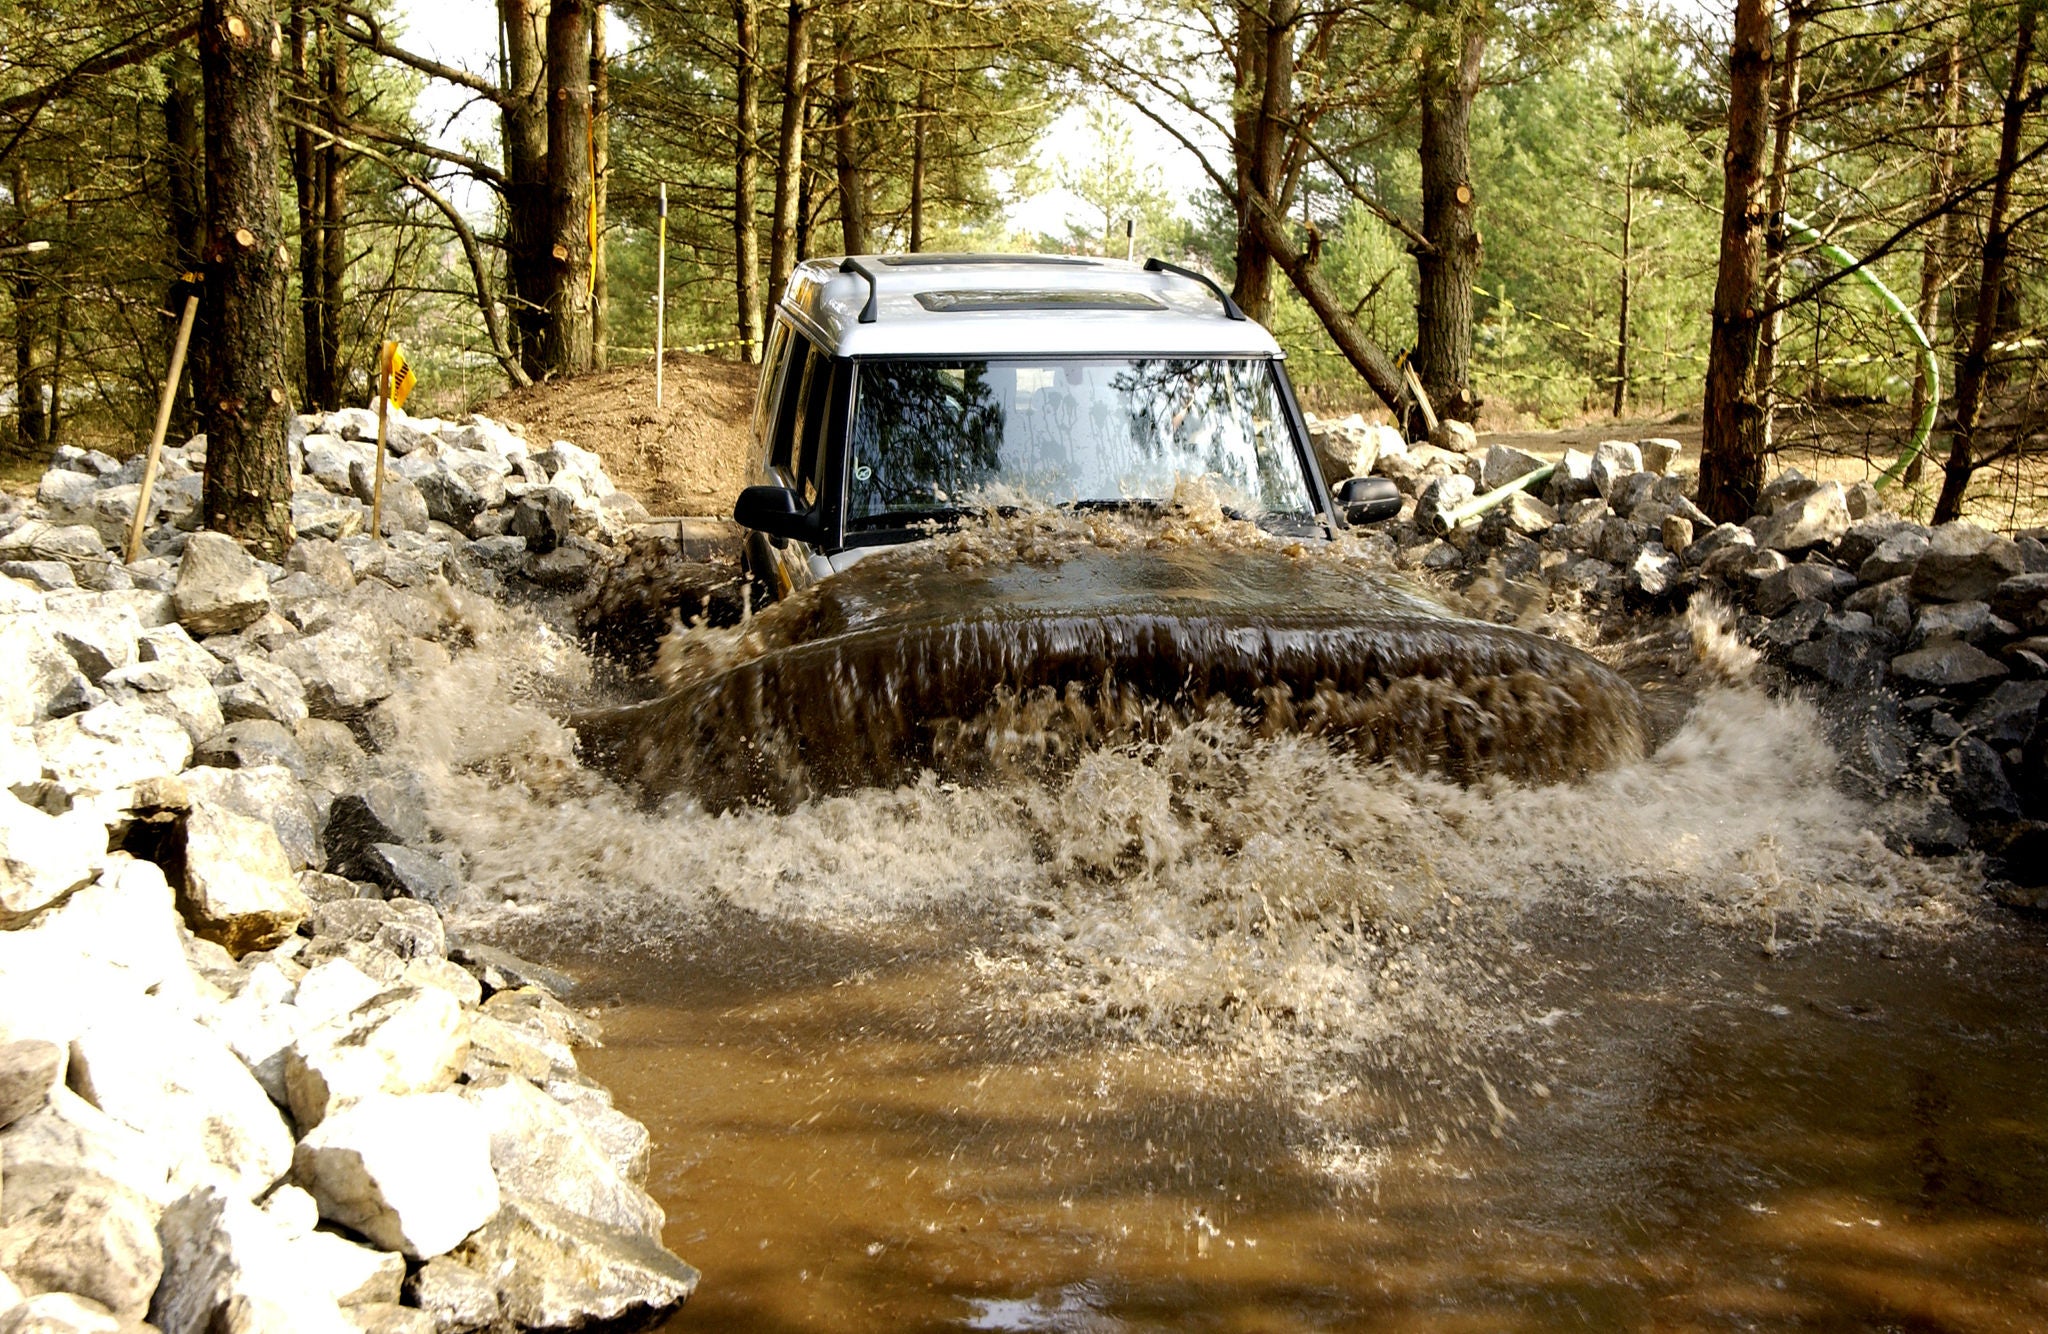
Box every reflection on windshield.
[846,358,1314,524]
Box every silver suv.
[734,253,1398,599]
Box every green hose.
[1780,214,1937,490]
[1433,462,1558,534]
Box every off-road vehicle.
[732,253,1400,597]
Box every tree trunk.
[1228,0,1295,325]
[499,0,551,377]
[8,164,47,453]
[541,0,593,378]
[319,20,347,404]
[734,0,763,359]
[1413,23,1485,431]
[161,60,206,438]
[198,0,293,558]
[1696,0,1774,524]
[1906,37,1963,487]
[590,0,609,371]
[1612,170,1632,418]
[830,20,867,255]
[288,7,332,409]
[1933,1,2035,523]
[909,75,927,252]
[768,0,811,309]
[1752,1,1805,427]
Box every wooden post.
[125,292,201,565]
[371,338,392,540]
[655,182,667,407]
[1404,364,1440,436]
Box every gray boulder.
[461,1075,664,1238]
[0,1166,162,1321]
[1750,480,1850,552]
[285,986,470,1129]
[402,1258,497,1334]
[69,1001,293,1200]
[307,900,446,962]
[150,1185,358,1334]
[1478,445,1547,493]
[0,1291,129,1332]
[100,659,222,745]
[354,845,462,906]
[0,1038,66,1129]
[293,1093,499,1259]
[0,618,92,727]
[180,764,324,875]
[1636,437,1681,474]
[178,802,311,955]
[1754,562,1858,617]
[0,791,103,924]
[270,629,395,719]
[33,703,191,801]
[1590,440,1641,498]
[1911,523,2025,603]
[194,720,308,779]
[1890,638,2010,690]
[1991,572,2048,633]
[454,1197,697,1330]
[41,593,142,682]
[217,656,309,729]
[173,533,269,636]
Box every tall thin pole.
[655,181,667,407]
[371,339,392,540]
[126,292,200,565]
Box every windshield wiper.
[845,506,963,531]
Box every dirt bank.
[484,352,758,517]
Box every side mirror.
[733,485,822,545]
[1336,475,1402,526]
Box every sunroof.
[915,289,1168,313]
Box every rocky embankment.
[0,410,697,1333]
[1309,414,2048,897]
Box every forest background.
[2,0,2043,545]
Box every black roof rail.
[1143,256,1246,321]
[839,256,881,323]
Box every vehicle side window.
[768,330,814,473]
[794,352,835,506]
[751,322,793,453]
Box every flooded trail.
[567,906,2048,1333]
[380,508,2043,1331]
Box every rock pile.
[0,419,698,1332]
[1307,412,2048,895]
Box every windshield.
[845,357,1315,526]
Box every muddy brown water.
[393,509,2044,1332]
[559,904,2048,1333]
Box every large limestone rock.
[180,765,323,875]
[0,1166,163,1321]
[0,1086,180,1211]
[452,1196,697,1330]
[402,1258,498,1334]
[0,618,90,727]
[173,533,270,636]
[1910,522,2025,603]
[67,1000,294,1200]
[32,703,191,802]
[546,1084,650,1186]
[285,986,469,1130]
[0,1292,129,1333]
[0,790,103,924]
[179,804,310,956]
[1478,444,1547,493]
[194,962,300,1106]
[0,1039,67,1130]
[306,900,446,963]
[269,629,395,719]
[99,660,222,744]
[461,1076,664,1238]
[292,1093,498,1258]
[1749,480,1850,551]
[40,593,142,683]
[288,1228,404,1307]
[150,1185,358,1334]
[217,657,309,730]
[0,857,196,1042]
